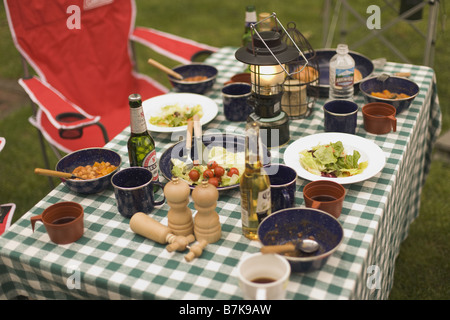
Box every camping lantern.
[235,13,305,147]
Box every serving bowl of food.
[359,75,419,114]
[257,207,344,273]
[169,63,218,94]
[56,147,122,194]
[159,133,271,190]
[302,49,374,97]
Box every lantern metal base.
[249,92,283,118]
[247,112,290,148]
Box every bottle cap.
[128,93,142,102]
[336,44,348,54]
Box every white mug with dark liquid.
[237,252,291,300]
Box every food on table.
[149,104,203,127]
[182,75,208,82]
[299,141,368,178]
[354,68,363,82]
[72,161,117,180]
[293,65,319,83]
[370,89,410,99]
[171,146,245,187]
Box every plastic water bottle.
[329,44,355,100]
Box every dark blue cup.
[111,167,165,218]
[222,82,253,121]
[323,100,359,134]
[264,164,298,213]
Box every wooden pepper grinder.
[191,181,221,243]
[164,177,194,236]
[129,212,194,251]
[185,239,208,262]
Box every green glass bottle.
[127,93,159,181]
[242,5,257,47]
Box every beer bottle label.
[142,149,159,181]
[130,108,147,134]
[256,188,271,222]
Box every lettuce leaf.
[299,141,368,178]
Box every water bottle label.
[142,149,159,181]
[335,67,355,87]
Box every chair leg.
[35,127,56,189]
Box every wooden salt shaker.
[191,181,221,243]
[164,177,194,236]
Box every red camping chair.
[0,138,16,235]
[4,0,217,161]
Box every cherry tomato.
[208,177,220,187]
[188,169,200,181]
[207,160,218,170]
[203,169,215,179]
[213,166,225,177]
[227,167,239,177]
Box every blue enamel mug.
[222,82,253,121]
[323,100,359,134]
[264,164,298,213]
[111,167,165,218]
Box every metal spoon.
[260,239,320,254]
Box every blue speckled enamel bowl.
[258,208,344,273]
[159,133,271,191]
[169,63,218,94]
[56,148,122,194]
[359,75,419,114]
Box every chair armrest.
[18,77,101,130]
[131,27,218,64]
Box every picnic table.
[0,47,441,300]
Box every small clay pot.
[30,201,84,245]
[362,102,397,134]
[303,180,346,219]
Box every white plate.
[283,132,386,184]
[142,93,218,133]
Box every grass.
[0,0,449,299]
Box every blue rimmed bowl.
[56,147,122,194]
[169,63,218,94]
[359,75,419,114]
[159,133,271,191]
[257,207,344,273]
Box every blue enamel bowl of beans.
[359,75,419,114]
[56,147,122,194]
[257,208,344,273]
[169,63,218,94]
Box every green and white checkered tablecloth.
[0,47,441,300]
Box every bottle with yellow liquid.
[240,121,271,240]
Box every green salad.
[299,141,368,178]
[171,146,245,187]
[149,104,203,127]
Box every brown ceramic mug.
[303,180,345,219]
[31,201,84,244]
[362,102,397,134]
[224,72,251,85]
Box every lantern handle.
[250,12,308,77]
